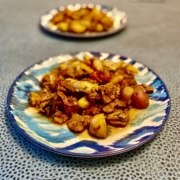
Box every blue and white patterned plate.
[6,52,170,158]
[40,4,127,38]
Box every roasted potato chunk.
[89,113,107,139]
[29,92,41,107]
[132,87,149,109]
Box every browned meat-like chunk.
[57,81,68,93]
[62,79,75,92]
[102,99,126,114]
[87,91,101,103]
[106,109,129,127]
[63,105,79,116]
[100,83,118,104]
[67,114,92,133]
[40,93,57,102]
[41,72,59,91]
[57,91,80,116]
[52,111,69,124]
[121,74,137,87]
[39,93,57,113]
[57,79,76,93]
[57,91,77,107]
[82,105,102,116]
[51,98,63,112]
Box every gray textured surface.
[0,0,179,179]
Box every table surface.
[0,0,179,179]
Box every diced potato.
[89,21,98,32]
[53,116,64,124]
[110,75,124,84]
[89,113,107,139]
[100,16,114,30]
[29,92,41,107]
[77,8,90,17]
[80,19,91,30]
[77,96,91,109]
[95,23,104,32]
[84,54,92,61]
[91,8,104,21]
[92,58,103,72]
[69,21,87,33]
[71,11,81,20]
[132,87,149,109]
[121,86,134,102]
[103,60,121,71]
[56,21,69,32]
[51,13,64,24]
[126,64,139,74]
[59,61,69,71]
[79,62,94,73]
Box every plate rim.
[6,51,171,158]
[39,3,128,38]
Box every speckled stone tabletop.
[0,0,179,179]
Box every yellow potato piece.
[91,8,104,22]
[56,22,69,32]
[110,74,124,84]
[101,16,114,30]
[92,58,104,71]
[89,113,107,139]
[126,64,139,74]
[95,23,104,32]
[80,19,91,30]
[70,21,87,33]
[77,96,91,109]
[51,13,64,24]
[121,86,134,102]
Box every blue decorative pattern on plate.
[40,4,127,38]
[6,52,170,158]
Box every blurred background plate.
[40,4,128,38]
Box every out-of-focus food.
[50,6,114,34]
[29,54,154,139]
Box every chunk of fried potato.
[51,12,64,24]
[132,87,149,109]
[69,21,87,33]
[56,22,69,32]
[121,86,134,102]
[77,96,91,109]
[89,113,107,139]
[29,92,41,107]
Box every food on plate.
[89,113,107,139]
[49,6,114,34]
[29,54,154,139]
